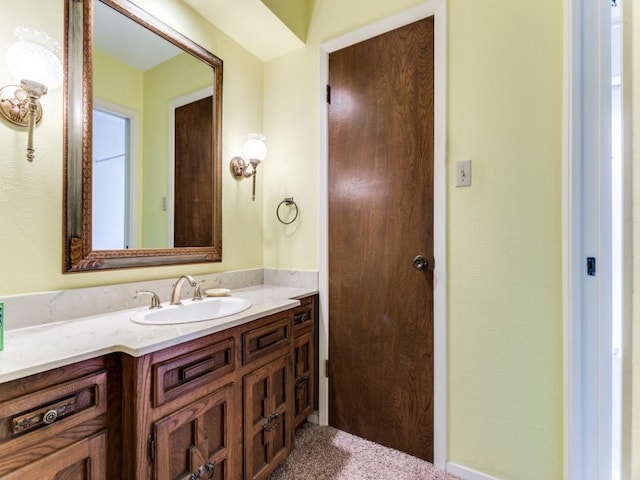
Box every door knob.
[413,255,428,270]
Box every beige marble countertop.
[0,285,317,384]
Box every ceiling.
[93,0,307,71]
[182,0,305,61]
[93,0,182,71]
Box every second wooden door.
[328,17,435,461]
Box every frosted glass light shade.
[6,27,63,90]
[243,133,267,161]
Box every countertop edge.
[0,285,317,385]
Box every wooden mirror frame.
[64,0,223,272]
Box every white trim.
[446,462,502,480]
[318,0,448,469]
[564,0,614,479]
[93,97,140,249]
[167,86,214,247]
[619,1,633,477]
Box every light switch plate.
[456,160,472,187]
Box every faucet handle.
[136,290,162,309]
[192,280,205,301]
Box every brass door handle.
[413,255,428,270]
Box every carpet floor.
[269,423,462,480]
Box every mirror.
[64,0,223,272]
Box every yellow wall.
[263,0,563,479]
[446,2,562,478]
[0,0,264,294]
[93,50,143,111]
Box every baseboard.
[447,462,501,480]
[306,410,320,425]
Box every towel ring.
[276,197,299,225]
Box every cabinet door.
[293,327,314,429]
[3,431,106,480]
[243,355,292,480]
[153,384,234,480]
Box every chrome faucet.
[170,275,197,305]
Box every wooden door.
[3,431,106,479]
[174,96,213,247]
[328,17,435,461]
[243,355,292,480]
[153,384,234,480]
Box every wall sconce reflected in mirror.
[230,133,267,201]
[0,27,63,162]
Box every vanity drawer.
[293,296,314,334]
[0,370,107,447]
[242,312,292,365]
[152,337,235,407]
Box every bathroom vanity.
[0,287,317,480]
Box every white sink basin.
[131,296,251,325]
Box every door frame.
[564,0,632,478]
[93,97,140,249]
[318,0,448,469]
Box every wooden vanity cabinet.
[0,295,317,480]
[241,310,294,480]
[123,303,308,480]
[0,355,121,479]
[122,332,240,480]
[292,296,316,429]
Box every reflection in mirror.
[92,103,134,249]
[64,0,223,272]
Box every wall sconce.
[230,133,267,201]
[0,27,63,162]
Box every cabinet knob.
[42,409,58,424]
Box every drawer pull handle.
[294,312,310,324]
[189,461,215,480]
[257,331,281,349]
[179,357,218,382]
[262,412,280,432]
[13,396,77,434]
[295,376,309,389]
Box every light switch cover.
[456,160,472,187]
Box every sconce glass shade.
[0,27,63,162]
[243,133,267,161]
[6,27,63,90]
